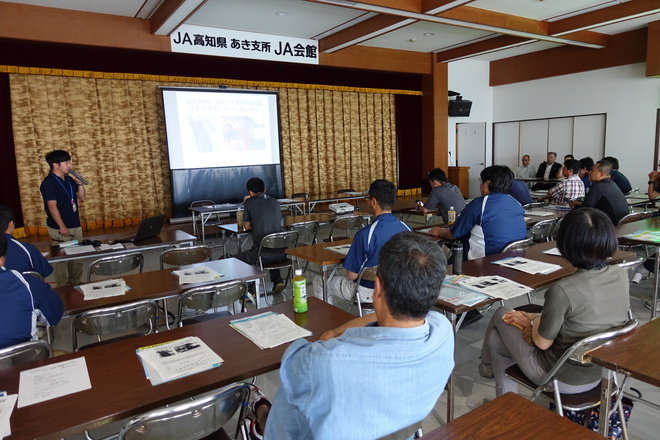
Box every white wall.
[492,63,660,191]
[447,60,493,167]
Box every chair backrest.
[529,218,558,242]
[354,266,378,317]
[501,238,534,252]
[258,230,299,252]
[22,270,43,280]
[617,211,653,226]
[522,202,546,210]
[533,318,639,398]
[290,192,309,201]
[286,221,319,245]
[88,252,144,282]
[0,340,52,370]
[160,245,211,269]
[117,382,250,440]
[177,280,247,326]
[72,300,158,351]
[329,215,363,241]
[336,188,356,194]
[189,199,215,209]
[616,256,644,271]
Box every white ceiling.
[2,0,659,62]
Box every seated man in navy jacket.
[0,204,53,278]
[0,234,64,349]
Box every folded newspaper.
[230,311,312,349]
[136,336,223,386]
[457,275,532,301]
[172,266,223,284]
[491,257,562,275]
[325,244,351,256]
[78,278,128,300]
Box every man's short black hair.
[427,168,447,183]
[602,156,620,170]
[579,157,594,171]
[0,233,6,258]
[0,205,15,233]
[564,154,574,160]
[547,152,557,158]
[480,165,513,194]
[377,232,446,320]
[564,159,580,175]
[558,208,617,270]
[596,159,613,176]
[45,150,71,170]
[368,179,396,210]
[246,177,265,194]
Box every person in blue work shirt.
[312,179,411,305]
[0,204,53,279]
[0,234,64,349]
[430,165,527,260]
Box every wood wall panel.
[490,28,647,86]
[647,21,660,77]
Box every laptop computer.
[110,214,166,244]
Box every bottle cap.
[295,269,303,275]
[450,206,454,210]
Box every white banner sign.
[171,25,319,65]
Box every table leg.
[200,213,208,245]
[322,265,328,302]
[192,211,198,240]
[221,230,228,259]
[653,245,659,320]
[598,368,614,437]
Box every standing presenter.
[40,150,87,286]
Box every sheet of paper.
[491,257,562,275]
[524,210,553,217]
[136,336,223,386]
[172,266,223,284]
[0,394,17,438]
[325,244,351,256]
[98,243,125,251]
[542,247,562,256]
[78,278,128,300]
[623,229,660,243]
[63,245,96,255]
[17,357,91,408]
[230,312,312,349]
[277,198,297,203]
[458,275,532,301]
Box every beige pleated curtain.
[7,69,402,235]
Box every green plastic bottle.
[292,269,308,313]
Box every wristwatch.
[648,180,655,185]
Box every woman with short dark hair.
[479,208,630,396]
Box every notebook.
[111,214,166,244]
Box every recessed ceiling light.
[423,33,434,37]
[276,11,289,16]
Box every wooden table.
[616,216,660,319]
[56,258,267,314]
[1,299,353,440]
[585,318,660,437]
[422,392,604,439]
[286,238,352,301]
[42,229,196,263]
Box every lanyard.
[52,173,74,202]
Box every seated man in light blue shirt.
[264,232,454,440]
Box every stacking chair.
[116,382,251,440]
[286,220,318,246]
[0,340,52,370]
[504,318,638,418]
[324,215,363,242]
[190,199,223,243]
[350,266,378,317]
[522,202,546,210]
[377,421,423,440]
[21,270,43,280]
[528,218,558,243]
[71,300,158,351]
[336,188,356,194]
[290,192,309,215]
[257,231,299,299]
[160,245,212,269]
[501,238,534,252]
[177,280,248,326]
[87,252,144,282]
